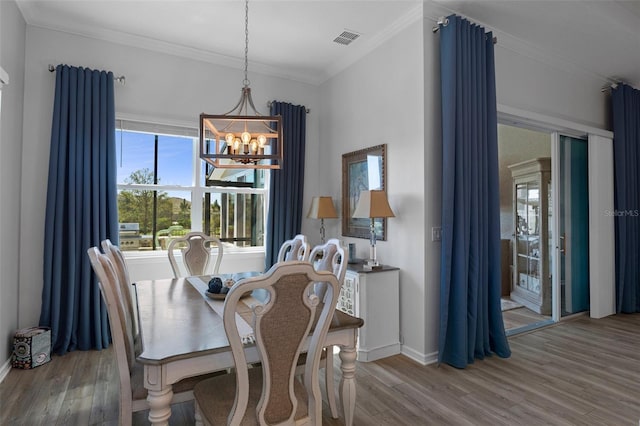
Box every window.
[116,120,268,252]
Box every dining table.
[134,274,364,426]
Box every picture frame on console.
[341,144,387,240]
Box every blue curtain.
[264,102,307,269]
[612,84,640,313]
[40,65,118,354]
[438,15,511,368]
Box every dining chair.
[308,238,347,301]
[193,261,341,426]
[302,238,347,419]
[277,234,311,262]
[167,231,224,277]
[87,247,221,426]
[101,239,140,352]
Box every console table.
[337,262,400,361]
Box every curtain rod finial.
[432,17,449,33]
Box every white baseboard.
[400,346,438,366]
[357,343,401,362]
[0,358,12,383]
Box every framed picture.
[342,144,387,240]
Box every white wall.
[421,17,443,362]
[319,18,430,362]
[19,26,319,329]
[318,10,612,362]
[494,45,609,130]
[0,0,26,369]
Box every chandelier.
[199,0,283,169]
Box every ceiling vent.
[333,30,361,46]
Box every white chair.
[277,234,311,262]
[167,231,223,277]
[193,261,340,425]
[101,239,140,352]
[305,238,347,419]
[87,247,219,426]
[308,238,347,301]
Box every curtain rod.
[48,64,126,85]
[267,101,310,114]
[432,16,498,44]
[600,79,631,93]
[601,83,618,93]
[267,101,311,114]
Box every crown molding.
[30,20,324,86]
[19,2,425,86]
[18,1,628,88]
[17,1,323,85]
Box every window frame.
[115,119,270,256]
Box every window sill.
[122,246,265,261]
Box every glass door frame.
[551,132,561,322]
[551,132,595,322]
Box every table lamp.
[307,196,338,243]
[352,190,395,269]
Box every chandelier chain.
[243,0,250,87]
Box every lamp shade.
[307,196,338,219]
[352,190,395,218]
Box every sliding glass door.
[557,135,590,316]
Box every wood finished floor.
[502,306,550,331]
[1,313,639,425]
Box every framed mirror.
[342,144,387,240]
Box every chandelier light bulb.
[225,133,235,145]
[241,131,251,144]
[257,134,267,147]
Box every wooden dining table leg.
[147,387,173,425]
[145,364,173,425]
[339,338,357,426]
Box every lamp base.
[364,259,383,270]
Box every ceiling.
[16,0,640,87]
